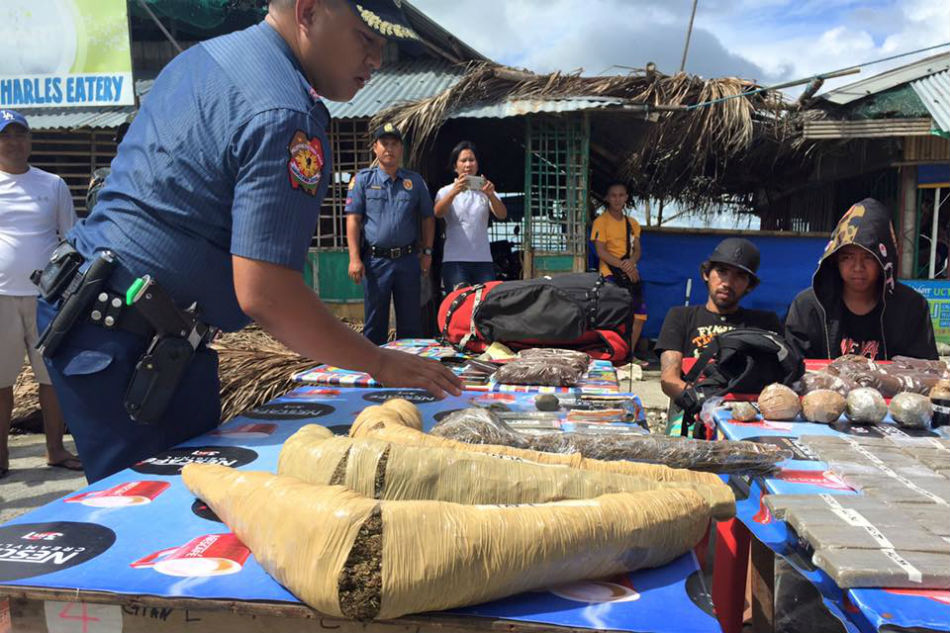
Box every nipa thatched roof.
[372,61,815,207]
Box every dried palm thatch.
[372,62,806,206]
[214,323,364,422]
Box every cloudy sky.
[412,0,950,95]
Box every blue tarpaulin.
[637,232,829,339]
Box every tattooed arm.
[660,350,687,400]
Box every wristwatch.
[421,247,433,256]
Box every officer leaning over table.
[32,0,462,484]
[345,123,435,345]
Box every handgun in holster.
[123,276,217,425]
[35,248,116,358]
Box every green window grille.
[523,114,589,274]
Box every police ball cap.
[372,122,403,142]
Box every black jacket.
[785,198,938,360]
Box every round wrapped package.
[845,387,887,424]
[731,401,758,422]
[757,384,802,421]
[802,389,847,424]
[888,392,933,429]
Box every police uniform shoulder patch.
[287,130,325,196]
[347,174,357,191]
[403,178,413,191]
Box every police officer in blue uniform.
[34,0,461,483]
[345,124,434,345]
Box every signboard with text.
[904,279,950,344]
[0,0,134,109]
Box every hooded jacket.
[785,198,938,360]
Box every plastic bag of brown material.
[182,464,712,620]
[349,402,729,489]
[517,347,591,369]
[891,356,950,376]
[494,357,586,387]
[795,372,857,397]
[881,367,942,395]
[278,427,735,519]
[430,407,789,476]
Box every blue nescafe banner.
[0,386,723,633]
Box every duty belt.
[33,242,217,425]
[369,243,416,259]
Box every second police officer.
[346,123,435,345]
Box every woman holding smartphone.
[434,141,507,291]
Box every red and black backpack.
[437,273,633,363]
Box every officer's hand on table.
[370,348,463,399]
[348,260,364,284]
[420,253,431,275]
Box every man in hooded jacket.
[784,198,938,360]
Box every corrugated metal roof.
[818,52,950,105]
[803,117,934,139]
[23,62,462,129]
[20,106,136,131]
[449,96,626,119]
[325,60,462,119]
[16,78,154,131]
[911,69,950,133]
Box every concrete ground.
[0,434,85,524]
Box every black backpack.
[679,328,804,436]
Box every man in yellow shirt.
[590,181,648,364]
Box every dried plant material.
[371,61,797,207]
[182,464,711,619]
[889,393,933,429]
[801,389,847,424]
[430,407,788,476]
[757,383,802,421]
[846,388,887,424]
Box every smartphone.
[464,175,486,191]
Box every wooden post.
[898,164,917,278]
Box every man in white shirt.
[0,109,80,476]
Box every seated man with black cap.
[656,237,782,402]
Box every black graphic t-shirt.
[656,305,782,358]
[839,303,883,359]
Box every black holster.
[123,276,216,425]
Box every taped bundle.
[278,425,734,519]
[182,464,711,619]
